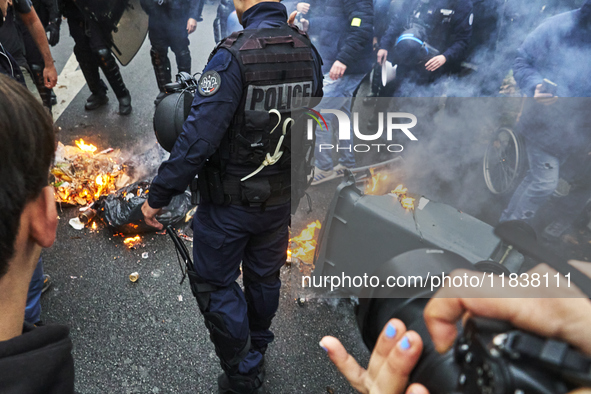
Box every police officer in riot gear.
[376,0,473,87]
[61,0,132,115]
[141,0,205,105]
[214,0,235,43]
[142,1,323,392]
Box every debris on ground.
[69,217,85,230]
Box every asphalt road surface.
[44,4,370,393]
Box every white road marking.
[53,53,87,121]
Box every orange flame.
[391,184,415,211]
[401,197,416,210]
[365,168,389,195]
[75,139,97,154]
[289,220,322,264]
[392,184,408,196]
[123,235,142,249]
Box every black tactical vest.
[407,0,456,52]
[199,24,318,208]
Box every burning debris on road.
[52,139,193,236]
[123,235,143,249]
[289,220,322,268]
[52,139,130,206]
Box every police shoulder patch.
[198,71,222,97]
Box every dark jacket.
[0,323,75,394]
[513,8,591,98]
[379,0,473,69]
[306,0,374,75]
[514,6,591,157]
[0,44,25,84]
[140,0,205,21]
[148,2,324,208]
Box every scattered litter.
[70,276,77,279]
[177,295,183,302]
[129,272,139,283]
[297,297,306,307]
[69,218,85,230]
[151,269,163,278]
[142,252,149,259]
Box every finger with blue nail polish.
[385,322,397,339]
[372,330,424,394]
[399,335,411,350]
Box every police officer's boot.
[96,48,132,116]
[218,369,266,394]
[30,63,53,113]
[75,49,109,111]
[176,49,192,75]
[150,48,172,106]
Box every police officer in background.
[141,0,205,105]
[376,0,473,87]
[19,0,61,112]
[142,0,323,392]
[61,0,132,115]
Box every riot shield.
[111,0,149,66]
[72,0,148,66]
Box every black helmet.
[394,25,431,66]
[153,91,193,153]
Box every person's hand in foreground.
[141,200,163,230]
[425,262,591,356]
[320,319,428,394]
[323,262,591,393]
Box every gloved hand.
[46,21,60,47]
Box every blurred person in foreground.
[321,262,591,394]
[0,0,54,326]
[0,74,74,393]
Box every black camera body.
[454,317,585,394]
